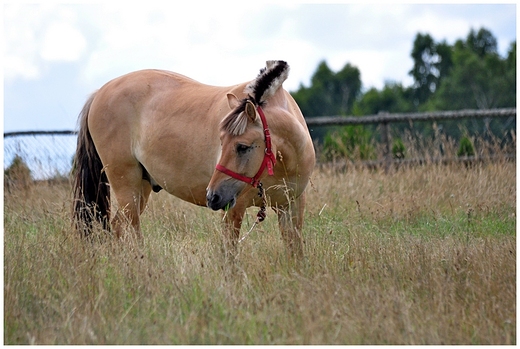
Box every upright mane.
[245,60,290,105]
[221,60,290,136]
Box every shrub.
[4,155,32,190]
[323,125,376,161]
[457,136,475,157]
[392,138,406,159]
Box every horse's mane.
[245,60,289,105]
[221,61,289,136]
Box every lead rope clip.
[256,182,267,222]
[238,182,267,244]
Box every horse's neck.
[266,90,304,167]
[267,87,289,110]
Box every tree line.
[291,27,516,160]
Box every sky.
[3,2,517,132]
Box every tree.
[429,34,515,110]
[466,28,498,58]
[409,34,453,107]
[506,41,516,71]
[291,60,362,143]
[503,42,517,107]
[434,41,454,82]
[353,83,414,116]
[291,28,515,148]
[334,62,362,114]
[291,60,362,117]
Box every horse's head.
[206,60,289,211]
[206,95,274,210]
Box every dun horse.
[72,60,315,257]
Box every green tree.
[466,28,498,58]
[353,83,414,116]
[409,34,453,106]
[503,41,517,107]
[292,27,515,152]
[292,60,362,117]
[430,35,515,110]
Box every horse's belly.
[161,175,210,207]
[136,121,221,207]
[139,150,217,207]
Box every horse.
[72,60,316,258]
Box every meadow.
[4,160,516,344]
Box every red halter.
[215,106,276,188]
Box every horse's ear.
[244,100,257,123]
[226,93,240,110]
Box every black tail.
[72,92,110,236]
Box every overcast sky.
[3,2,516,132]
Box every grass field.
[4,161,516,344]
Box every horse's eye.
[236,144,250,154]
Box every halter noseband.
[215,105,276,188]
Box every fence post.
[379,112,391,173]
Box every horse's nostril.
[208,193,220,206]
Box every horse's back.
[88,69,209,155]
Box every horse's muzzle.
[206,189,237,211]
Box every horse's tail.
[72,92,110,236]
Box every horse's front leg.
[221,203,246,261]
[276,191,306,259]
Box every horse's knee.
[110,191,148,239]
[111,203,142,240]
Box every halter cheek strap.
[215,106,276,188]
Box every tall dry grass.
[4,160,516,344]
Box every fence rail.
[4,130,77,138]
[3,108,516,180]
[304,107,516,126]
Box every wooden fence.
[305,107,516,170]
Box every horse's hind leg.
[105,163,152,240]
[276,191,306,259]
